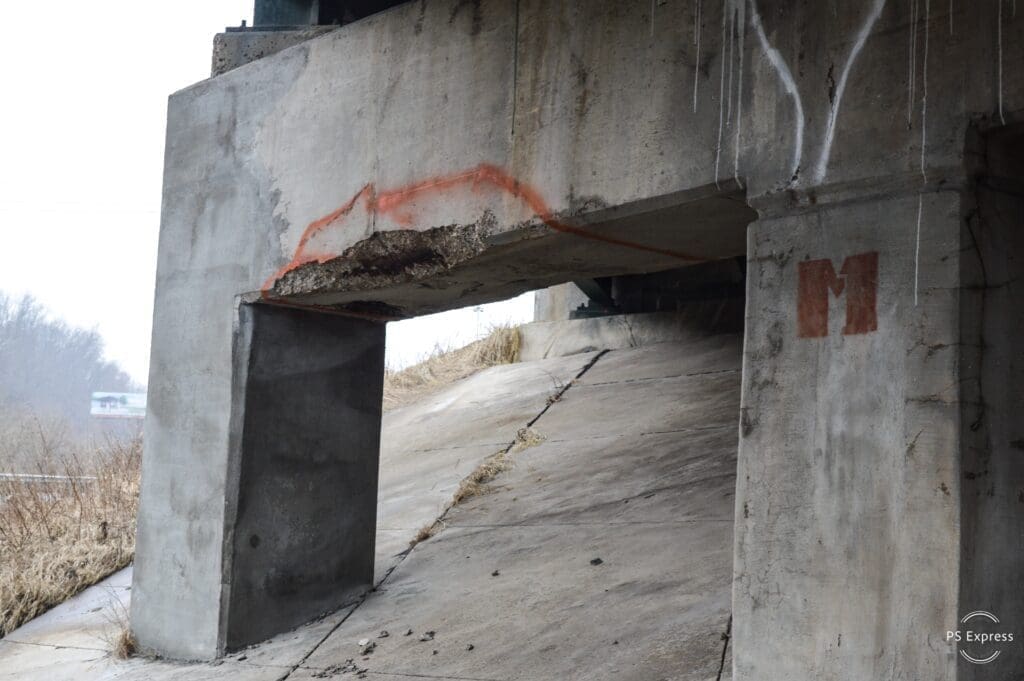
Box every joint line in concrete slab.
[0,638,109,653]
[715,615,732,681]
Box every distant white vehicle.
[90,391,146,419]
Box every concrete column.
[221,303,385,650]
[133,302,385,657]
[734,175,1024,679]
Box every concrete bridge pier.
[129,0,1024,672]
[735,148,1024,679]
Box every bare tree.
[0,293,139,436]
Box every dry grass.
[0,435,141,636]
[451,450,513,506]
[409,450,512,549]
[384,325,521,410]
[511,427,546,452]
[111,626,137,659]
[102,595,137,659]
[409,427,545,549]
[411,523,441,546]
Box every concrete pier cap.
[134,0,1024,677]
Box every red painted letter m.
[797,251,878,338]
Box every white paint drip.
[812,0,888,185]
[727,2,736,121]
[915,194,922,306]
[908,0,918,125]
[998,0,1006,124]
[651,0,656,38]
[750,0,804,182]
[715,0,729,186]
[694,0,702,112]
[733,0,746,187]
[921,0,929,181]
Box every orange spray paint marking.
[261,163,703,296]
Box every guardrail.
[0,473,97,483]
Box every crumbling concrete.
[136,0,1024,675]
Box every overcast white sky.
[0,2,533,385]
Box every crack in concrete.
[715,615,732,681]
[524,350,609,429]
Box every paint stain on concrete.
[262,164,704,296]
[797,251,878,338]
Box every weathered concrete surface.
[139,0,1024,668]
[737,190,957,680]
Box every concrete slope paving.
[296,334,741,681]
[375,352,600,582]
[0,352,598,681]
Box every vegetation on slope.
[383,325,521,410]
[0,434,141,635]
